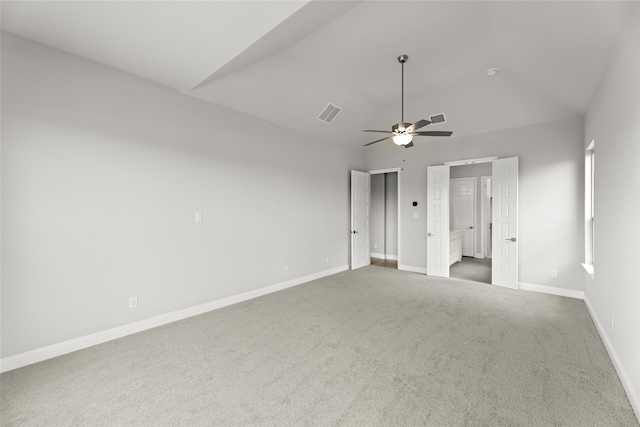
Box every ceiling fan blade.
[407,119,431,132]
[411,131,453,137]
[364,136,392,146]
[363,130,393,134]
[403,141,414,148]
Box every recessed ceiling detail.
[317,103,342,124]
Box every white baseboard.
[0,265,349,373]
[398,264,428,275]
[518,282,584,300]
[371,253,398,261]
[584,295,640,423]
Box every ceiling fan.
[364,55,452,148]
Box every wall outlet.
[325,256,329,263]
[284,266,289,273]
[551,269,558,278]
[129,296,138,309]
[374,243,377,249]
[610,316,614,330]
[195,212,203,223]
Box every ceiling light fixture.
[392,133,413,146]
[487,68,498,76]
[362,55,453,148]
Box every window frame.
[583,140,595,278]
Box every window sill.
[582,263,594,279]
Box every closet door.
[427,165,450,277]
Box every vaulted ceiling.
[1,1,636,150]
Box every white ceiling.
[2,1,636,150]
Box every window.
[583,140,595,278]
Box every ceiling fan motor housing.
[392,122,413,133]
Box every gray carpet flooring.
[1,266,637,426]
[450,257,492,284]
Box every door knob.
[352,230,359,234]
[506,237,516,242]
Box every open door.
[350,170,371,270]
[427,165,450,277]
[492,157,518,289]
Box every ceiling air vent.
[317,103,342,123]
[430,113,446,125]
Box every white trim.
[474,253,484,259]
[518,281,584,300]
[480,175,492,259]
[445,156,497,166]
[371,253,398,261]
[584,296,640,422]
[581,263,595,279]
[368,168,401,175]
[0,265,349,373]
[398,264,428,275]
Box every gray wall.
[450,163,492,256]
[584,6,639,413]
[1,34,364,358]
[365,116,585,291]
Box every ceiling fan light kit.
[363,55,453,148]
[393,133,413,145]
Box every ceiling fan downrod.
[398,54,408,128]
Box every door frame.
[368,168,402,267]
[428,157,518,288]
[480,176,492,259]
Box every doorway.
[427,157,518,289]
[449,164,492,283]
[370,169,400,269]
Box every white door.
[351,170,371,270]
[492,157,518,289]
[427,165,450,277]
[481,177,492,258]
[451,178,476,257]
